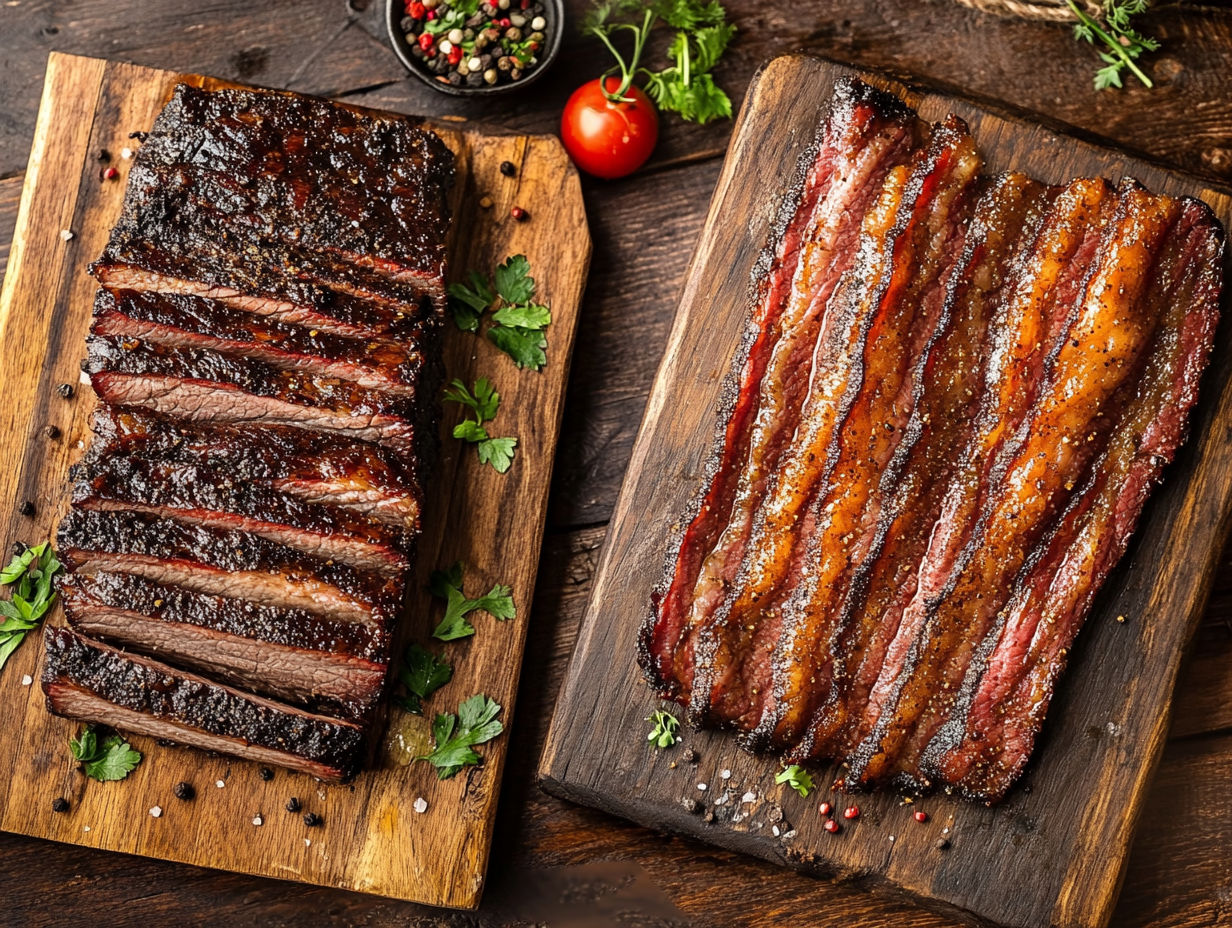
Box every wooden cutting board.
[0,52,589,910]
[539,54,1232,928]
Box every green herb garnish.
[395,644,453,715]
[429,561,516,641]
[416,693,505,779]
[646,709,680,749]
[447,255,552,371]
[444,377,518,473]
[70,724,143,782]
[1067,0,1159,90]
[0,542,62,673]
[775,764,813,798]
[583,0,735,124]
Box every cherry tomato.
[561,77,658,180]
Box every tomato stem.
[594,8,657,103]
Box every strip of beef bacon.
[643,77,1225,801]
[639,79,920,700]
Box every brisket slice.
[93,288,427,396]
[839,177,1116,765]
[921,198,1224,800]
[792,173,1054,764]
[641,77,920,702]
[86,337,422,456]
[745,117,983,751]
[690,118,981,737]
[60,572,387,721]
[93,263,432,342]
[87,406,422,531]
[43,627,367,781]
[848,180,1183,789]
[58,509,401,625]
[137,82,452,290]
[70,455,411,576]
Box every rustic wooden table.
[2,1,1231,925]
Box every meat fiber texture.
[640,77,1226,802]
[42,83,453,780]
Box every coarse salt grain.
[216,780,226,789]
[60,230,73,241]
[121,147,134,159]
[742,791,757,803]
[772,825,780,837]
[253,815,263,826]
[21,675,32,686]
[304,839,312,847]
[149,806,162,818]
[413,797,428,814]
[83,826,90,833]
[697,783,707,791]
[720,769,731,779]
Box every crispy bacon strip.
[639,79,918,698]
[848,181,1183,789]
[750,120,984,750]
[691,119,980,735]
[790,173,1053,763]
[922,199,1224,799]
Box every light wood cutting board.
[539,54,1232,928]
[0,51,590,910]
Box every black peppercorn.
[57,383,74,399]
[258,767,274,781]
[19,501,35,517]
[935,838,950,850]
[499,160,517,177]
[12,541,27,556]
[52,798,70,813]
[174,782,195,801]
[682,748,698,764]
[303,812,322,827]
[43,424,60,440]
[286,797,301,813]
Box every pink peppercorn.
[418,32,435,50]
[914,811,928,823]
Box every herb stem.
[599,9,657,103]
[1066,0,1154,88]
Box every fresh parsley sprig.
[70,724,143,782]
[583,0,735,124]
[646,709,680,749]
[447,255,552,371]
[395,644,453,715]
[417,693,504,779]
[429,561,516,641]
[775,764,813,798]
[0,542,62,673]
[444,377,518,473]
[1067,0,1159,90]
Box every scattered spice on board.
[400,0,550,88]
[174,782,195,801]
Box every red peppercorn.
[418,32,435,51]
[511,206,528,221]
[520,0,530,8]
[103,166,119,180]
[426,9,437,19]
[818,802,831,816]
[409,1,426,16]
[914,811,928,823]
[843,806,860,820]
[498,17,511,26]
[824,820,840,834]
[448,45,463,64]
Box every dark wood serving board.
[538,54,1232,928]
[0,53,590,910]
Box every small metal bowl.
[387,0,563,97]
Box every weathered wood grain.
[0,52,590,910]
[539,55,1232,928]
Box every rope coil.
[951,0,1116,19]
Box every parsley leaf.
[0,542,62,674]
[447,271,496,333]
[491,302,551,330]
[453,419,490,443]
[493,255,536,305]
[395,644,453,715]
[775,764,813,798]
[646,709,680,749]
[429,562,517,641]
[444,377,500,423]
[416,694,504,779]
[477,437,518,474]
[70,724,142,782]
[487,324,548,371]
